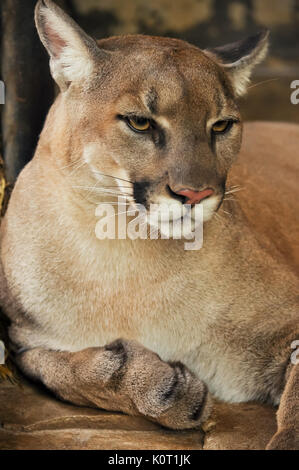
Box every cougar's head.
[35,0,269,234]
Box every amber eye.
[212,120,232,134]
[127,116,151,132]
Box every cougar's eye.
[212,120,232,134]
[127,116,151,132]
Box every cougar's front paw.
[79,338,212,429]
[122,341,212,430]
[144,361,212,430]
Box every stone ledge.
[0,378,277,450]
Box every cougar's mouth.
[130,179,224,239]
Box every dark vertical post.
[1,0,54,183]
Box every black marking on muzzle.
[216,179,227,211]
[133,180,151,206]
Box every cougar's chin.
[146,194,222,239]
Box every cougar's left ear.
[35,0,109,91]
[204,30,269,97]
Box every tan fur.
[266,364,299,450]
[0,0,298,443]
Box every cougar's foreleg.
[17,339,212,430]
[266,363,299,450]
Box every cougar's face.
[77,37,242,231]
[36,1,268,235]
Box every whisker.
[95,201,130,205]
[98,209,138,222]
[91,188,133,196]
[248,78,279,90]
[59,158,83,170]
[225,184,241,190]
[68,160,87,177]
[94,186,133,196]
[214,213,223,221]
[96,186,132,189]
[221,209,232,218]
[225,187,244,195]
[72,186,132,197]
[92,170,133,185]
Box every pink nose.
[175,188,214,204]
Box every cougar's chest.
[31,240,210,354]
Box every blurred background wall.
[1,0,299,181]
[64,0,299,123]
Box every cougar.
[0,0,298,449]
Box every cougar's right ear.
[35,0,108,91]
[204,31,269,97]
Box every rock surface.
[0,378,277,450]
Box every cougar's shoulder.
[229,121,299,271]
